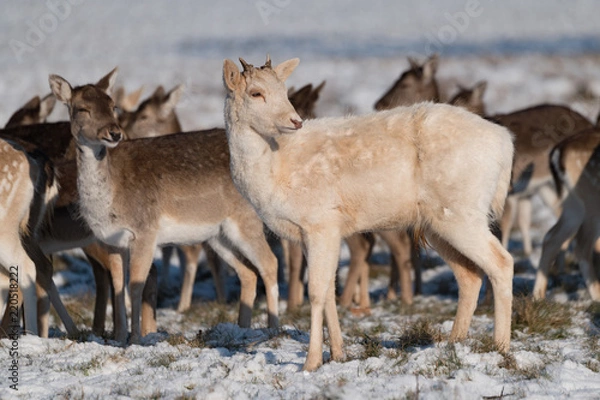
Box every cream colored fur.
[223,57,515,371]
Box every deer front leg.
[177,244,203,312]
[128,235,158,344]
[286,240,305,311]
[304,228,341,372]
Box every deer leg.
[102,246,128,344]
[19,256,38,335]
[339,233,370,308]
[500,196,517,250]
[177,244,202,312]
[208,236,257,328]
[517,198,533,256]
[128,235,157,344]
[304,228,341,372]
[287,240,305,311]
[142,263,158,335]
[431,217,513,352]
[574,221,600,300]
[324,276,343,362]
[381,230,413,305]
[223,220,279,328]
[533,196,584,299]
[204,244,226,303]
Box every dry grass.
[512,296,572,339]
[398,318,443,351]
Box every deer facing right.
[223,56,514,371]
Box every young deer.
[49,69,279,343]
[0,139,76,337]
[374,54,439,111]
[223,56,514,371]
[533,129,600,300]
[448,81,487,117]
[5,93,56,129]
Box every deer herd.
[0,53,598,372]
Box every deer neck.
[225,106,281,215]
[75,142,125,246]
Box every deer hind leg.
[286,240,305,311]
[500,196,517,250]
[574,220,600,300]
[339,233,371,309]
[304,228,342,372]
[177,244,202,312]
[141,263,158,335]
[430,218,513,352]
[207,236,257,328]
[128,235,158,344]
[222,219,279,328]
[19,255,38,335]
[517,198,533,256]
[204,245,226,303]
[533,196,584,300]
[381,230,413,305]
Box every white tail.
[223,56,514,371]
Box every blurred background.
[1,0,600,130]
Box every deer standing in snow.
[223,56,514,371]
[49,68,280,343]
[0,138,76,337]
[533,129,600,300]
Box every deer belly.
[156,217,220,245]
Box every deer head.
[223,55,303,137]
[49,68,123,149]
[5,93,56,128]
[288,81,326,120]
[374,54,439,110]
[120,84,184,139]
[448,81,487,116]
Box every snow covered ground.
[1,1,600,399]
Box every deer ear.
[274,58,299,82]
[38,93,56,120]
[422,54,439,82]
[472,81,487,101]
[159,84,184,119]
[152,85,166,100]
[223,59,241,91]
[49,74,73,104]
[22,95,41,111]
[96,67,118,94]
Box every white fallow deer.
[223,56,515,371]
[533,129,600,300]
[0,138,76,337]
[49,69,280,343]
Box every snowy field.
[1,1,600,399]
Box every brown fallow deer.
[223,56,514,371]
[118,84,226,312]
[0,138,76,338]
[532,129,600,300]
[0,84,158,342]
[448,81,487,117]
[49,68,280,343]
[4,93,56,129]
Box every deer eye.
[251,92,263,98]
[77,107,90,114]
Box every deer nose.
[109,130,122,142]
[291,118,303,129]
